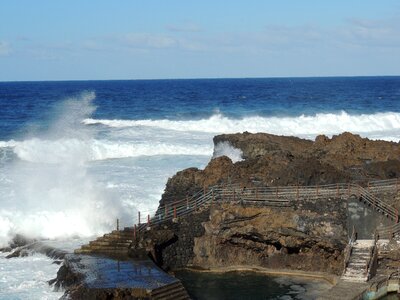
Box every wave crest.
[0,138,212,163]
[83,111,400,140]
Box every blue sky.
[0,0,399,81]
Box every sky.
[0,0,399,81]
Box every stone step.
[151,282,182,296]
[342,270,367,275]
[345,269,366,274]
[103,235,135,241]
[351,248,371,253]
[106,232,136,238]
[89,240,132,245]
[347,261,367,269]
[341,276,367,283]
[90,238,132,243]
[349,258,369,263]
[74,248,129,255]
[152,289,189,300]
[151,282,189,300]
[89,242,132,248]
[80,244,130,251]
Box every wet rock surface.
[54,254,182,300]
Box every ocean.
[1,77,400,299]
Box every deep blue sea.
[1,77,400,299]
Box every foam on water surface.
[84,111,400,141]
[1,78,400,298]
[0,252,63,300]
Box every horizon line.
[1,74,400,83]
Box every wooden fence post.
[296,185,299,200]
[117,218,119,231]
[186,196,189,209]
[336,184,339,198]
[174,206,177,218]
[147,214,150,226]
[348,183,351,197]
[316,185,319,197]
[134,224,137,240]
[138,212,141,225]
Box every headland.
[9,132,400,299]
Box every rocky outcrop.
[1,234,67,259]
[128,196,347,276]
[192,197,347,275]
[129,209,210,270]
[161,132,400,205]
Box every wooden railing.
[343,225,357,275]
[366,231,379,280]
[373,269,400,292]
[132,179,400,236]
[376,222,400,239]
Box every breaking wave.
[0,139,212,163]
[84,111,400,141]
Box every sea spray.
[213,141,243,163]
[0,92,130,247]
[3,138,212,163]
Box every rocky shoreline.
[12,132,400,299]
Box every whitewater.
[0,77,399,299]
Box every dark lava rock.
[161,132,400,205]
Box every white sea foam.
[213,142,243,163]
[0,138,212,163]
[83,111,400,141]
[0,252,63,300]
[0,92,132,247]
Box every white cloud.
[337,17,400,48]
[166,22,202,33]
[0,41,11,56]
[120,33,177,49]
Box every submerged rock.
[5,241,67,259]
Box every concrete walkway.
[65,254,190,299]
[318,280,369,300]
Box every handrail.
[365,231,379,280]
[343,225,357,275]
[133,178,400,238]
[373,269,400,291]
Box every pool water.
[175,270,333,300]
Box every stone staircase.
[341,239,374,282]
[75,228,135,255]
[150,281,190,300]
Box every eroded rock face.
[192,200,346,275]
[161,132,400,205]
[129,209,210,270]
